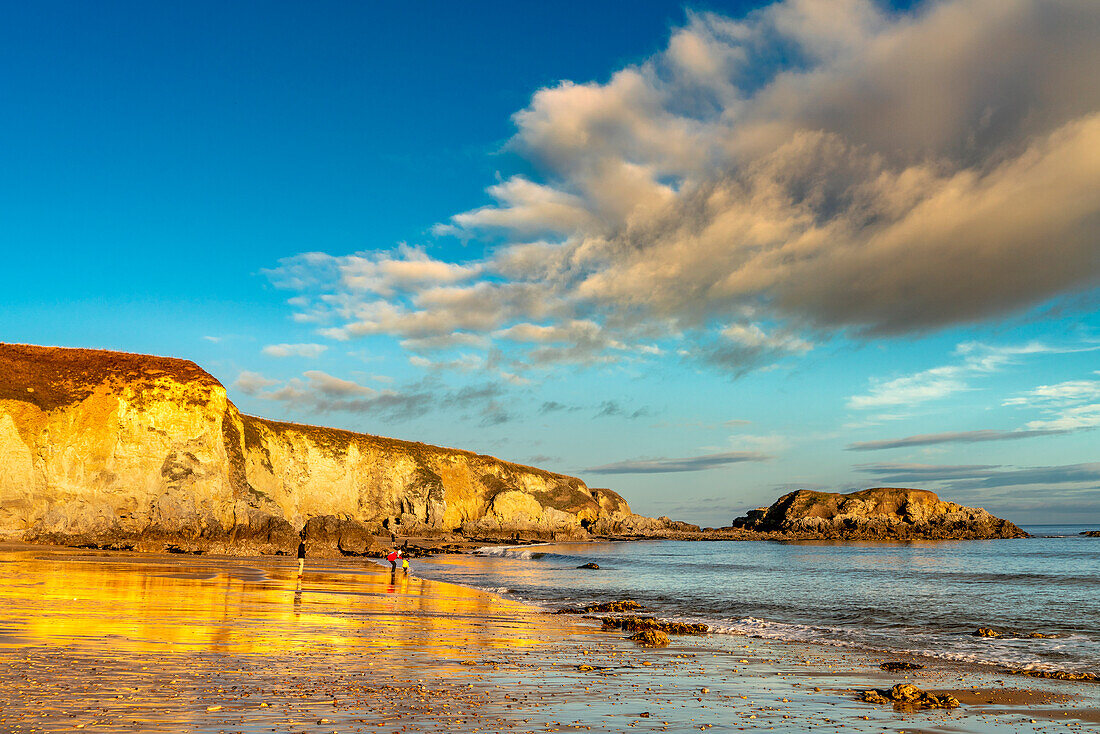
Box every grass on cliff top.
[0,343,219,412]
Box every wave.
[695,615,1098,673]
[473,543,555,560]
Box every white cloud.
[267,0,1100,375]
[1004,376,1100,408]
[1007,372,1100,431]
[234,371,280,395]
[847,341,1076,410]
[262,343,328,359]
[299,370,376,398]
[1025,404,1100,432]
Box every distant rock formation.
[731,488,1028,539]
[0,343,679,555]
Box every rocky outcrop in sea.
[730,488,1028,539]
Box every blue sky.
[3,0,1098,525]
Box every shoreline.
[2,542,1098,732]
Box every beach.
[1,543,1097,734]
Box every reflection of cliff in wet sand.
[0,343,1025,554]
[1,545,1096,733]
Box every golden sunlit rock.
[0,344,667,553]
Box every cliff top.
[0,343,220,412]
[0,342,582,486]
[249,415,578,484]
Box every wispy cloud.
[262,343,328,359]
[584,450,772,475]
[847,342,1082,411]
[857,461,1100,491]
[540,400,581,414]
[1005,373,1100,432]
[847,428,1069,451]
[595,401,650,420]
[233,370,513,425]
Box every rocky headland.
[729,488,1029,540]
[0,343,1028,555]
[0,343,681,556]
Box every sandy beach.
[1,543,1097,734]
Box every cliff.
[0,343,665,555]
[730,488,1028,540]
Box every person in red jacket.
[386,549,401,573]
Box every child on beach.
[401,556,410,576]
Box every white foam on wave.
[470,585,511,596]
[473,543,552,559]
[699,616,1099,673]
[707,616,841,642]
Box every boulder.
[879,661,924,671]
[629,629,669,647]
[861,684,959,708]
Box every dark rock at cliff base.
[731,488,1028,540]
[301,515,379,558]
[24,509,298,556]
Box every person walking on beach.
[296,538,306,576]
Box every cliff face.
[0,344,653,554]
[731,488,1028,539]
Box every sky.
[2,0,1098,525]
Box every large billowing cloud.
[269,0,1100,372]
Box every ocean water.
[415,525,1100,673]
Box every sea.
[415,525,1100,674]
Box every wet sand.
[0,543,1097,733]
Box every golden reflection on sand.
[0,548,557,660]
